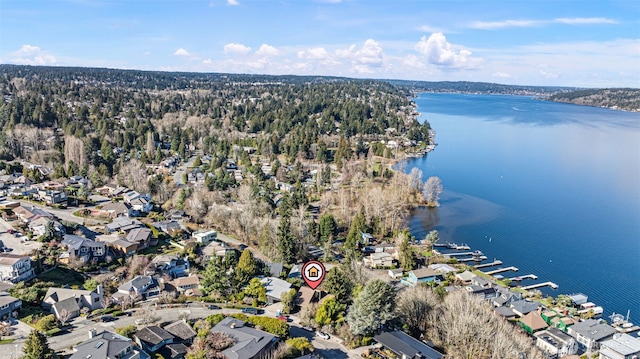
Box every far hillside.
[547,88,640,112]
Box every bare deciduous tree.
[117,159,150,193]
[64,135,86,170]
[422,176,443,207]
[57,309,72,326]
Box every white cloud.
[227,0,239,5]
[492,71,512,78]
[417,25,447,33]
[8,44,57,65]
[415,33,480,68]
[255,44,281,57]
[334,39,385,73]
[298,47,331,60]
[203,59,213,64]
[402,54,426,69]
[469,19,539,30]
[223,42,252,55]
[553,17,618,25]
[173,48,191,56]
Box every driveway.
[0,217,42,255]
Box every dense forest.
[547,88,640,112]
[389,79,575,96]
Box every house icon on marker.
[308,267,319,278]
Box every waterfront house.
[492,287,522,307]
[467,285,499,300]
[60,234,106,264]
[568,293,589,306]
[455,270,476,284]
[0,254,35,283]
[519,308,549,334]
[568,319,616,352]
[534,327,579,358]
[551,316,580,332]
[192,230,217,245]
[599,333,640,359]
[134,326,174,354]
[69,329,143,359]
[511,300,542,317]
[373,330,444,359]
[210,317,279,359]
[402,267,440,286]
[494,306,517,319]
[429,263,456,274]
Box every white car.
[316,331,330,340]
[135,318,152,325]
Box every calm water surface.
[405,93,640,322]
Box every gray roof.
[510,300,541,315]
[126,227,152,243]
[600,333,640,355]
[261,277,292,301]
[62,235,105,250]
[534,327,575,349]
[494,306,517,318]
[374,330,444,359]
[135,326,174,345]
[568,293,589,305]
[164,320,196,341]
[212,317,277,359]
[571,319,616,341]
[69,331,133,359]
[266,262,284,277]
[0,294,20,307]
[52,297,81,314]
[118,275,155,293]
[157,343,188,359]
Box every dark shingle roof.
[374,330,444,359]
[69,331,133,359]
[164,320,196,341]
[135,326,174,345]
[212,317,277,359]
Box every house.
[568,319,617,352]
[388,269,404,279]
[157,343,188,359]
[363,252,395,269]
[402,267,440,286]
[428,263,456,274]
[297,287,322,309]
[202,241,235,260]
[550,316,580,332]
[164,320,197,345]
[288,264,302,279]
[568,293,589,306]
[126,227,154,250]
[599,333,640,359]
[110,239,139,257]
[373,242,395,253]
[0,254,35,283]
[123,190,150,205]
[492,287,523,308]
[466,285,499,300]
[472,276,492,288]
[116,275,161,301]
[360,232,374,245]
[534,327,579,358]
[511,300,542,317]
[166,209,186,222]
[265,262,284,278]
[134,326,174,353]
[210,317,279,359]
[43,286,104,320]
[261,277,292,304]
[171,275,201,296]
[100,202,133,218]
[0,292,22,321]
[373,330,444,359]
[69,329,143,359]
[61,234,107,264]
[153,255,190,278]
[13,205,54,223]
[455,270,476,284]
[105,217,143,233]
[36,189,67,205]
[494,306,517,319]
[152,220,181,236]
[519,308,550,334]
[28,217,65,237]
[192,230,217,245]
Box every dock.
[507,274,538,281]
[444,251,483,257]
[614,325,640,334]
[433,243,449,248]
[458,256,487,262]
[484,266,519,275]
[474,260,503,269]
[522,282,558,290]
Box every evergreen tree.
[344,212,366,253]
[277,215,297,264]
[318,213,336,243]
[323,267,352,303]
[22,329,54,359]
[235,249,259,287]
[346,279,397,336]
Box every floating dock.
[507,274,538,281]
[614,325,640,334]
[474,260,503,269]
[444,250,483,257]
[458,256,487,262]
[484,266,519,275]
[522,282,558,290]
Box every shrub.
[45,328,62,337]
[34,315,57,332]
[115,325,137,339]
[206,314,226,326]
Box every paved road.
[172,155,197,186]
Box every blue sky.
[1,0,639,87]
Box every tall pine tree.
[22,329,55,359]
[277,215,297,264]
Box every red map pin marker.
[302,261,326,290]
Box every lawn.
[37,267,86,288]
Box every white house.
[192,230,217,245]
[599,333,640,359]
[0,254,35,283]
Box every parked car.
[2,247,13,252]
[316,331,330,340]
[241,307,258,315]
[98,315,117,322]
[301,326,314,332]
[135,318,152,325]
[207,304,220,310]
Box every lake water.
[405,93,640,323]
